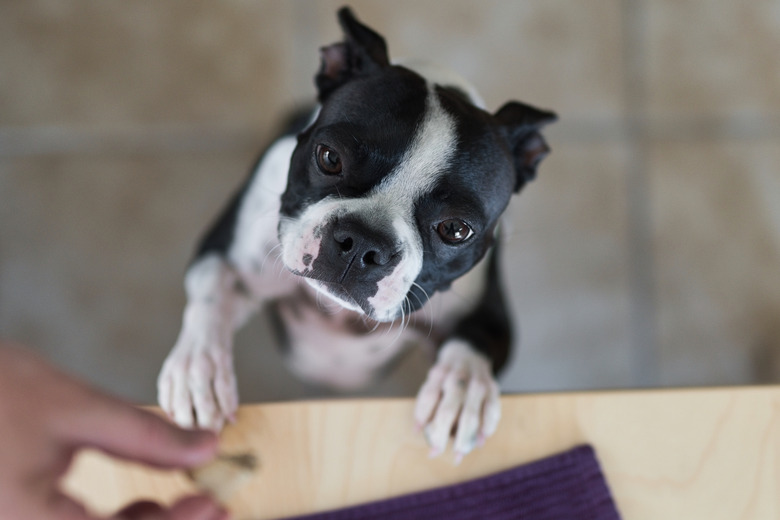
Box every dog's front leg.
[413,247,510,463]
[158,254,258,430]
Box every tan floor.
[2,1,780,403]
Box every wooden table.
[64,386,780,519]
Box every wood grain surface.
[63,387,780,520]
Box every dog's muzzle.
[300,215,403,315]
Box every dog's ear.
[494,101,557,192]
[316,7,390,101]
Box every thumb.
[63,392,218,469]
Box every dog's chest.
[269,286,437,389]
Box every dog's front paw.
[157,326,238,431]
[414,340,501,463]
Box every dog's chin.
[303,278,404,323]
[304,278,364,313]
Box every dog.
[158,7,555,462]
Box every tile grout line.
[0,125,266,158]
[6,114,780,158]
[622,0,660,387]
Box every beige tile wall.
[1,1,779,403]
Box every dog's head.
[279,7,556,322]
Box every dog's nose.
[330,217,398,271]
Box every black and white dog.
[158,7,555,462]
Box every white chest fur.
[272,286,433,389]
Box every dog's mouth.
[288,266,417,322]
[300,276,373,316]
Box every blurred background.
[2,1,780,404]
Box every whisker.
[261,243,283,272]
[410,282,435,337]
[389,304,406,347]
[369,320,382,333]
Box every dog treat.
[187,452,259,502]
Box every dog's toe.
[158,354,195,428]
[452,377,488,458]
[414,340,501,462]
[213,360,239,424]
[424,368,468,457]
[188,355,226,430]
[413,364,447,428]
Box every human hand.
[0,340,229,520]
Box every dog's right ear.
[315,7,390,101]
[494,101,557,192]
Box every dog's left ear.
[316,7,390,101]
[494,101,557,192]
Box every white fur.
[413,339,500,463]
[229,136,300,298]
[278,288,429,388]
[279,197,344,274]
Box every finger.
[111,496,227,520]
[189,356,222,431]
[413,364,448,428]
[453,377,488,461]
[49,491,97,520]
[425,369,467,457]
[169,495,229,520]
[111,500,166,520]
[66,396,218,468]
[481,380,502,438]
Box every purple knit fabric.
[279,445,621,520]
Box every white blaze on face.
[365,88,457,319]
[279,86,457,321]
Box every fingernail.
[414,422,422,433]
[477,433,486,447]
[428,446,443,458]
[454,451,465,465]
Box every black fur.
[195,172,252,258]
[493,101,557,192]
[452,243,512,374]
[316,7,390,101]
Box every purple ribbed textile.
[279,445,621,520]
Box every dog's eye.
[437,219,473,244]
[315,144,342,175]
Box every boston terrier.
[158,7,556,462]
